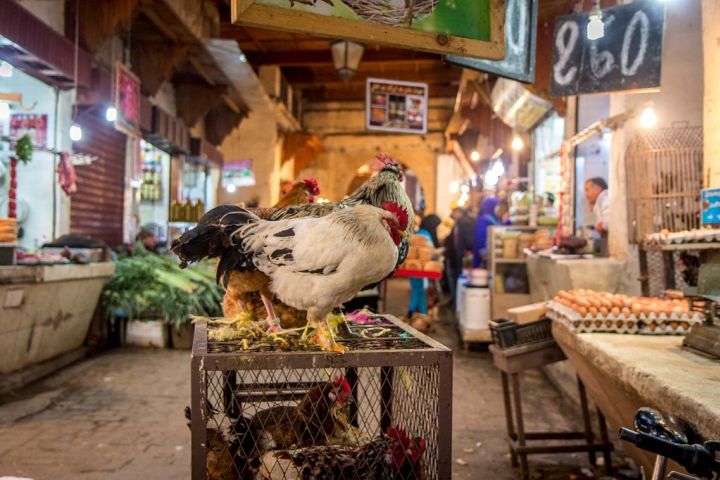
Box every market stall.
[0,262,115,392]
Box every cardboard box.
[507,301,547,324]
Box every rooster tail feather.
[171,205,257,268]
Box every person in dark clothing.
[419,214,441,248]
[444,208,475,304]
[472,196,500,268]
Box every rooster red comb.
[376,153,397,165]
[382,201,409,230]
[332,375,351,403]
[386,426,411,447]
[303,178,320,196]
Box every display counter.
[553,320,720,472]
[526,255,626,303]
[0,263,115,386]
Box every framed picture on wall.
[366,78,428,134]
[114,62,141,136]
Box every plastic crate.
[490,317,553,349]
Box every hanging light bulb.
[511,134,524,151]
[69,123,83,142]
[484,172,500,188]
[450,181,459,194]
[586,0,604,40]
[470,150,481,162]
[460,184,470,194]
[639,106,657,128]
[226,184,237,193]
[105,106,118,122]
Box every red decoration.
[8,157,17,218]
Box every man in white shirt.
[584,177,609,255]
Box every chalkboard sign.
[551,0,664,96]
[446,0,538,83]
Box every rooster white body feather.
[231,204,399,320]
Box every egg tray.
[546,301,703,335]
[644,228,720,246]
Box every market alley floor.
[0,283,624,480]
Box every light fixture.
[226,184,237,193]
[105,106,118,122]
[639,106,657,128]
[511,134,524,151]
[470,150,481,162]
[0,60,13,78]
[460,184,470,194]
[586,0,604,41]
[450,181,459,194]
[69,123,83,142]
[238,53,247,63]
[331,40,364,81]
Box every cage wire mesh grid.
[191,318,453,479]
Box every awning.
[0,0,92,89]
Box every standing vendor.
[584,177,609,256]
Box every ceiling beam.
[244,49,440,66]
[302,83,459,101]
[284,67,460,87]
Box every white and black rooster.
[185,201,408,351]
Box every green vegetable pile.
[102,248,222,329]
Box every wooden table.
[490,340,613,480]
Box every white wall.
[606,0,703,293]
[0,68,73,249]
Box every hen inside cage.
[195,366,439,479]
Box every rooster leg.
[312,315,347,353]
[259,287,281,332]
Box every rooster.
[222,178,321,328]
[257,426,427,480]
[175,200,408,351]
[247,376,352,457]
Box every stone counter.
[553,320,720,471]
[0,263,116,384]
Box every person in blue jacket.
[472,196,500,268]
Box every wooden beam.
[242,26,267,53]
[222,94,241,114]
[245,49,440,66]
[189,54,217,86]
[284,67,460,87]
[71,0,140,53]
[175,82,227,127]
[205,103,247,145]
[131,41,190,96]
[301,83,459,101]
[137,4,179,42]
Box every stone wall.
[218,111,281,207]
[298,99,455,212]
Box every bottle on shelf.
[193,199,205,223]
[182,198,192,223]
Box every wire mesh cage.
[190,317,453,479]
[626,126,703,244]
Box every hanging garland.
[7,134,33,219]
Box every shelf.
[393,269,442,280]
[493,258,528,264]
